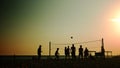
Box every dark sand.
[0,56,120,68]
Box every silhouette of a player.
[38,45,42,60]
[55,48,59,59]
[84,47,89,59]
[67,46,70,59]
[65,47,67,58]
[101,45,105,58]
[71,44,76,59]
[79,45,83,59]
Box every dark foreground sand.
[0,56,120,68]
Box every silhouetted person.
[79,45,83,59]
[65,47,67,59]
[84,47,89,59]
[55,48,59,59]
[67,46,70,59]
[71,44,76,59]
[38,45,42,60]
[101,45,105,57]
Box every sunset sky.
[1,0,120,55]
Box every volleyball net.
[50,39,102,56]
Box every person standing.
[67,46,70,59]
[101,45,105,58]
[84,47,89,59]
[79,45,83,59]
[55,48,59,59]
[64,47,67,59]
[38,45,42,60]
[71,44,76,59]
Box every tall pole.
[102,38,104,47]
[101,38,105,57]
[49,41,51,57]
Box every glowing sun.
[111,18,120,34]
[112,18,120,23]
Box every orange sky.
[0,0,120,56]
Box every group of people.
[55,44,89,59]
[37,44,90,60]
[79,45,89,59]
[64,44,76,59]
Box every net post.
[49,41,51,58]
[102,38,104,47]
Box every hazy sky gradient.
[1,0,120,55]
